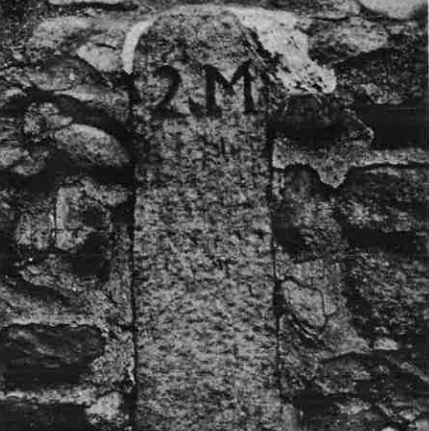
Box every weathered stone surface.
[309,17,389,63]
[77,44,123,74]
[54,124,130,169]
[122,6,336,94]
[358,0,427,20]
[131,6,287,430]
[0,324,105,385]
[271,166,343,261]
[338,166,429,234]
[0,388,130,431]
[55,179,115,280]
[85,392,129,430]
[24,103,73,142]
[26,17,94,58]
[344,250,428,347]
[15,209,54,252]
[0,398,91,431]
[271,159,428,431]
[0,118,23,151]
[0,146,25,171]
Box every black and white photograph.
[0,0,428,430]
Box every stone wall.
[0,1,427,430]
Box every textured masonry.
[0,1,428,431]
[0,11,136,431]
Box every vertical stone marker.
[127,6,334,429]
[130,7,281,431]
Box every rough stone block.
[54,124,130,170]
[0,324,105,386]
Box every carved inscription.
[133,61,256,117]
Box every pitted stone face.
[128,7,290,431]
[129,7,270,169]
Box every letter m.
[204,60,255,115]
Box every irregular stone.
[0,118,23,149]
[55,86,130,126]
[18,257,98,302]
[271,166,343,261]
[353,101,428,149]
[310,17,389,63]
[0,189,16,232]
[25,57,100,92]
[0,146,25,170]
[284,281,327,329]
[0,398,90,431]
[316,357,372,395]
[26,17,93,59]
[227,6,337,93]
[0,388,131,431]
[344,250,427,353]
[55,181,112,253]
[413,419,429,431]
[333,20,427,106]
[338,166,429,234]
[82,180,131,208]
[122,6,336,94]
[24,103,73,142]
[15,210,54,252]
[0,88,27,115]
[54,124,130,169]
[373,337,399,351]
[304,400,386,431]
[358,0,427,20]
[77,43,122,74]
[272,132,428,188]
[85,392,127,430]
[9,148,50,178]
[0,324,105,385]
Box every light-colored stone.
[0,146,25,170]
[310,17,389,63]
[15,211,54,252]
[77,44,122,73]
[55,182,112,253]
[122,6,336,94]
[86,392,128,429]
[54,124,130,169]
[373,337,399,351]
[27,17,93,55]
[358,0,427,20]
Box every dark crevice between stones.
[48,1,139,13]
[291,363,418,430]
[0,232,20,277]
[351,102,428,149]
[0,169,58,194]
[343,227,427,257]
[265,121,289,407]
[24,88,132,142]
[122,70,140,431]
[0,400,95,431]
[70,231,112,280]
[0,323,105,389]
[0,76,133,144]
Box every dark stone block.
[0,324,104,387]
[0,400,92,431]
